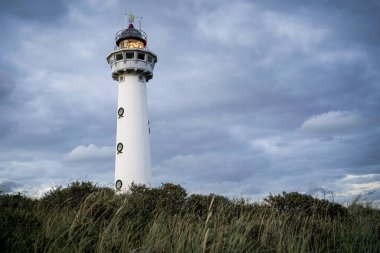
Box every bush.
[0,193,36,209]
[40,181,113,210]
[0,194,40,253]
[182,193,232,217]
[156,183,187,213]
[127,183,187,216]
[264,191,347,218]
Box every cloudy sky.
[0,0,379,205]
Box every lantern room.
[115,23,147,49]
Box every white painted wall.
[115,74,151,191]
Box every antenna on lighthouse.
[136,16,142,31]
[124,13,128,28]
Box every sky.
[0,0,379,205]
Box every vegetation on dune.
[1,182,379,253]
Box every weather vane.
[129,14,135,23]
[124,13,135,28]
[124,12,142,30]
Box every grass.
[1,182,379,252]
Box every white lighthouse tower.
[106,15,157,192]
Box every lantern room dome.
[115,24,147,47]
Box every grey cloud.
[66,144,114,162]
[367,190,380,206]
[299,110,366,136]
[0,0,379,205]
[118,1,378,203]
[0,181,19,194]
[0,0,68,23]
[341,174,380,185]
[0,71,14,101]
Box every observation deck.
[106,48,157,81]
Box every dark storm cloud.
[0,0,68,22]
[0,181,19,194]
[148,0,380,200]
[0,0,379,204]
[0,71,14,101]
[0,0,116,194]
[367,190,380,205]
[0,64,19,139]
[258,0,380,46]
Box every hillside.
[1,182,379,252]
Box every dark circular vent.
[115,180,122,190]
[118,107,124,118]
[117,143,123,153]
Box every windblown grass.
[1,182,379,252]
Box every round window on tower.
[116,180,122,190]
[118,107,124,118]
[117,143,123,153]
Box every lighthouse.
[106,15,157,192]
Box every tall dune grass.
[1,182,379,252]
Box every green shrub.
[0,194,40,253]
[0,193,36,209]
[127,182,187,216]
[40,181,113,210]
[156,183,187,213]
[182,193,232,217]
[264,191,347,218]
